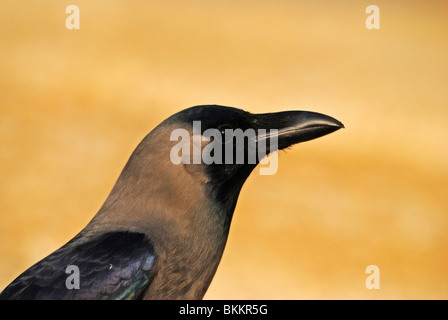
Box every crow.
[0,105,343,299]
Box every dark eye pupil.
[218,125,232,134]
[216,124,234,144]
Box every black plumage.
[0,232,155,299]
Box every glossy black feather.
[0,232,156,300]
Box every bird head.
[164,105,344,219]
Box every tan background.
[1,1,447,299]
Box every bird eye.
[218,124,233,135]
[216,124,234,144]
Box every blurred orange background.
[1,1,447,299]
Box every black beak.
[253,111,344,151]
